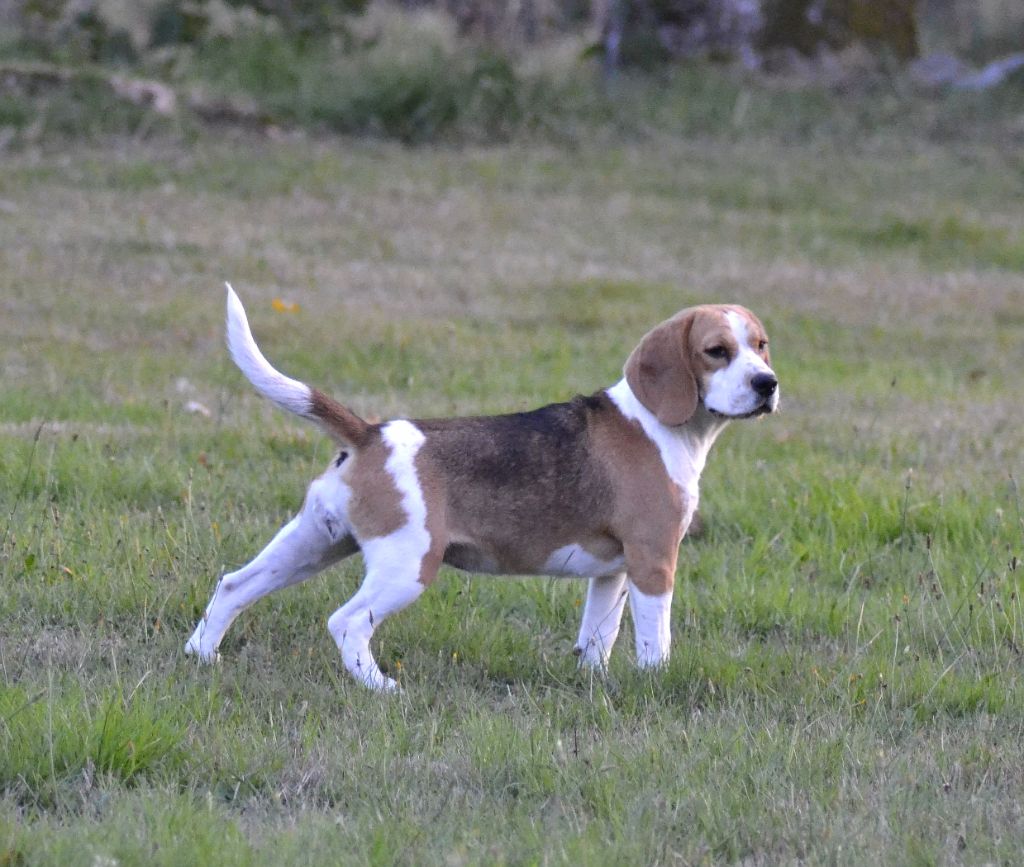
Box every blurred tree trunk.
[596,0,921,71]
[759,0,920,60]
[598,0,626,75]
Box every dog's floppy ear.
[624,309,699,426]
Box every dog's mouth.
[706,399,777,420]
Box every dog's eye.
[758,340,768,352]
[705,346,728,360]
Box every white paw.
[184,630,220,663]
[360,670,399,692]
[574,641,610,671]
[636,647,670,670]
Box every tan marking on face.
[687,306,736,391]
[344,433,406,541]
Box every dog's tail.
[225,283,371,447]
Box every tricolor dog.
[186,285,779,690]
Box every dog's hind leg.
[185,471,356,662]
[324,418,446,691]
[326,538,440,692]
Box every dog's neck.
[606,378,729,494]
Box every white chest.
[606,378,721,539]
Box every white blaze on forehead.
[727,309,748,341]
[725,311,758,361]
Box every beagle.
[185,285,779,690]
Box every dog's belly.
[442,542,503,574]
[442,538,625,578]
[540,543,625,578]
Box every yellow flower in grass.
[271,298,300,313]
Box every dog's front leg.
[624,544,677,669]
[575,573,628,669]
[627,583,673,668]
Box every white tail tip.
[223,283,312,417]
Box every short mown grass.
[2,80,1024,864]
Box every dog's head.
[624,304,779,427]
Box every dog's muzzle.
[752,372,779,416]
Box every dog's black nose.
[751,373,778,397]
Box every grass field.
[2,78,1024,864]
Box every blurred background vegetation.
[0,0,1021,143]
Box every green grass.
[2,83,1024,864]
